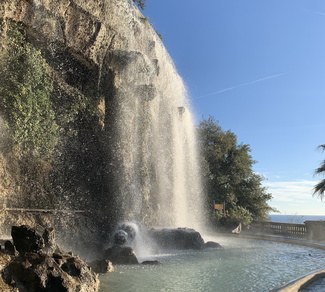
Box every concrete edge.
[269,269,325,292]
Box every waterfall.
[106,46,204,230]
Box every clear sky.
[143,0,325,215]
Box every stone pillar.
[304,221,325,241]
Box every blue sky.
[144,0,325,215]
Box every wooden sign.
[214,204,224,210]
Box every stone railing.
[249,220,325,242]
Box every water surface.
[99,236,325,292]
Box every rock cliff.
[0,0,192,254]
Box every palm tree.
[313,144,325,200]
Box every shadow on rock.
[1,225,99,292]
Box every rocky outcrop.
[0,0,202,256]
[3,253,99,292]
[1,225,99,292]
[148,228,206,250]
[89,259,114,274]
[0,0,181,235]
[104,245,138,265]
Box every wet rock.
[1,225,99,291]
[11,225,44,254]
[104,245,138,265]
[114,223,137,245]
[4,241,15,255]
[2,253,99,292]
[114,230,128,245]
[205,241,222,248]
[89,259,114,273]
[148,228,205,250]
[42,227,57,253]
[141,260,161,265]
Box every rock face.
[148,228,206,250]
[2,225,99,292]
[0,0,190,235]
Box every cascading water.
[106,45,204,230]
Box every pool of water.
[99,235,325,292]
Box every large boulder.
[2,225,99,292]
[148,228,205,250]
[2,253,99,292]
[104,245,138,265]
[11,225,44,254]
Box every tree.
[313,144,325,199]
[197,117,274,224]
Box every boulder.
[148,228,205,250]
[2,253,99,292]
[11,225,44,254]
[204,241,222,248]
[104,245,138,265]
[2,225,100,292]
[89,259,114,274]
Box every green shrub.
[0,22,58,158]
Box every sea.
[268,214,325,224]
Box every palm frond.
[313,179,325,201]
[317,145,325,152]
[314,162,325,176]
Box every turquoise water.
[99,235,325,292]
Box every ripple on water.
[99,237,325,292]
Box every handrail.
[250,221,308,239]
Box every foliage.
[197,117,275,224]
[133,0,146,10]
[227,206,253,226]
[0,22,58,158]
[217,206,253,228]
[313,144,325,200]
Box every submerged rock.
[204,241,222,248]
[104,245,138,265]
[141,260,161,265]
[89,259,114,274]
[148,228,205,250]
